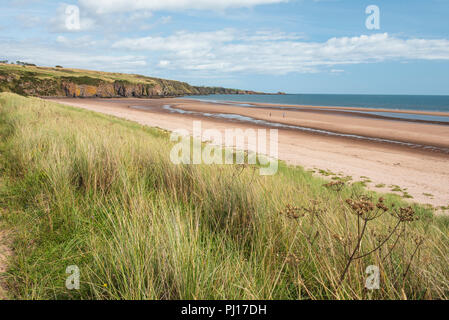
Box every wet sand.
[48,97,449,211]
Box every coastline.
[191,99,449,117]
[170,99,449,150]
[48,97,449,211]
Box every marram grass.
[0,92,447,300]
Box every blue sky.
[2,0,449,94]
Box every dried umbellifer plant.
[339,195,421,286]
[279,200,327,246]
[323,180,345,192]
[278,194,424,293]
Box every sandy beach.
[48,97,449,211]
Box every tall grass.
[0,92,448,299]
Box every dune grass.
[0,92,448,300]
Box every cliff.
[0,64,264,98]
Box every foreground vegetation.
[0,63,260,98]
[0,92,448,299]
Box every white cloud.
[158,60,171,67]
[56,35,101,48]
[112,29,235,54]
[56,35,67,43]
[5,28,449,78]
[79,0,288,14]
[330,69,344,73]
[160,16,172,24]
[242,30,304,41]
[111,31,449,75]
[2,39,147,71]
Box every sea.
[186,94,449,112]
[184,94,449,123]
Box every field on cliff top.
[0,63,253,97]
[0,63,182,84]
[0,93,448,299]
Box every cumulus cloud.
[113,29,235,54]
[111,31,449,75]
[79,0,287,14]
[5,28,449,78]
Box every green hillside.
[0,63,262,98]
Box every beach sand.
[48,97,449,212]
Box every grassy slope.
[0,63,164,83]
[0,63,254,97]
[0,92,447,299]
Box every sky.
[1,0,449,95]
